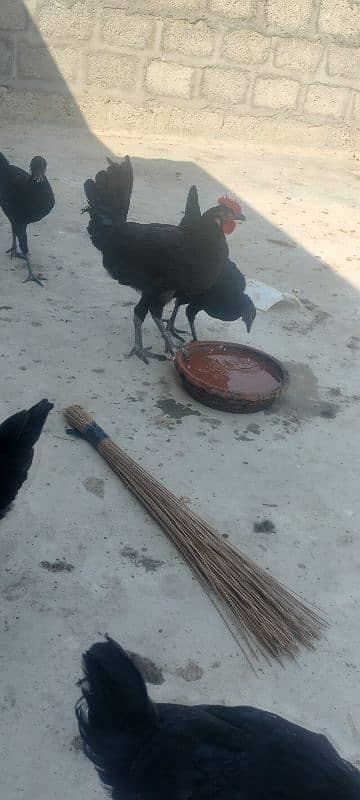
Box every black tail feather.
[84,155,133,224]
[76,636,158,793]
[0,399,53,517]
[0,151,10,197]
[180,185,201,227]
[84,156,133,253]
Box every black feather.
[180,185,201,227]
[174,189,255,338]
[76,637,360,799]
[0,399,53,518]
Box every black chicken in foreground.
[0,152,55,286]
[83,157,244,364]
[0,399,53,519]
[166,185,256,342]
[76,636,360,800]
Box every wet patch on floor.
[266,362,340,427]
[156,398,201,420]
[246,423,261,435]
[40,559,74,573]
[82,477,105,498]
[254,519,276,534]
[199,416,222,429]
[176,660,204,682]
[1,578,28,601]
[120,545,164,573]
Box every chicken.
[83,157,244,364]
[76,636,360,800]
[0,399,53,519]
[0,152,55,286]
[166,185,256,342]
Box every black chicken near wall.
[0,151,55,286]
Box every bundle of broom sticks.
[64,405,326,665]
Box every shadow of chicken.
[0,152,55,286]
[0,399,53,519]
[83,156,244,364]
[76,636,360,800]
[166,185,256,342]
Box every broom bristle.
[64,405,326,664]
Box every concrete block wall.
[0,0,359,150]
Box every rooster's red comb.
[217,195,242,216]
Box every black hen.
[0,399,53,519]
[76,636,360,800]
[167,185,256,342]
[84,157,243,364]
[0,152,55,286]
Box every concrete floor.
[0,122,359,798]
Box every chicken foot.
[128,310,168,365]
[7,226,44,287]
[6,227,25,260]
[164,300,186,342]
[151,314,176,357]
[23,255,44,287]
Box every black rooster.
[166,185,256,342]
[0,152,55,286]
[0,399,53,519]
[83,157,244,364]
[76,636,360,800]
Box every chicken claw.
[7,245,26,260]
[23,255,44,287]
[165,320,186,343]
[128,345,167,365]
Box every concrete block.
[146,60,194,98]
[222,114,276,140]
[327,45,360,80]
[0,0,27,32]
[123,0,203,13]
[253,77,299,110]
[208,0,253,20]
[78,95,110,128]
[163,19,215,56]
[0,36,14,78]
[304,83,348,118]
[101,9,156,49]
[266,0,313,34]
[274,38,323,73]
[353,93,360,122]
[87,51,140,91]
[0,85,80,123]
[274,119,329,148]
[105,99,147,129]
[16,44,78,83]
[319,0,360,44]
[223,30,270,65]
[202,67,249,103]
[168,107,224,134]
[37,1,95,41]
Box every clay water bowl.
[175,341,287,413]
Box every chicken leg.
[7,224,44,287]
[151,314,176,356]
[165,300,186,342]
[6,226,24,260]
[128,295,168,365]
[186,305,198,341]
